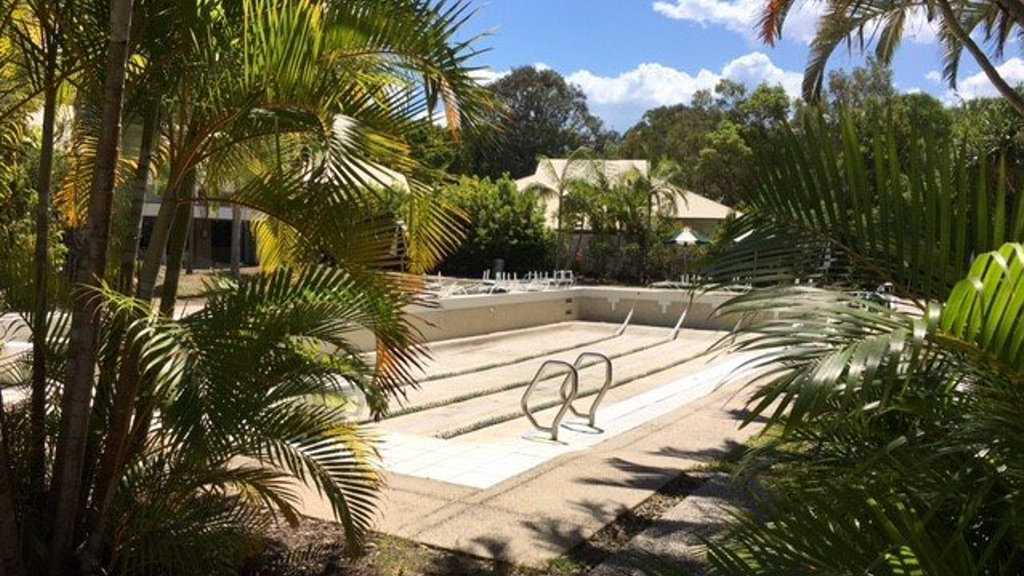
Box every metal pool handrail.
[521,360,578,442]
[562,352,613,428]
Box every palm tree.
[4,266,407,574]
[622,160,685,282]
[701,111,1024,574]
[0,0,493,573]
[3,0,100,516]
[760,0,1024,116]
[525,147,598,268]
[50,0,137,566]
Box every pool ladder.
[520,352,613,441]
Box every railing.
[427,270,576,298]
[520,360,578,442]
[521,351,614,441]
[561,352,612,429]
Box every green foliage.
[762,0,1024,115]
[562,161,692,283]
[456,66,616,179]
[0,0,495,574]
[438,175,552,275]
[952,95,1024,193]
[703,110,1024,575]
[814,60,953,153]
[0,109,67,312]
[696,120,753,205]
[706,109,1023,299]
[707,250,1024,573]
[4,266,407,574]
[617,80,793,206]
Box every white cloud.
[566,52,802,129]
[721,52,802,95]
[471,67,509,85]
[925,70,943,83]
[568,63,720,107]
[653,0,822,43]
[568,52,800,107]
[905,87,922,94]
[472,63,552,85]
[653,0,937,45]
[951,58,1024,100]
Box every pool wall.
[349,287,742,350]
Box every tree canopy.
[456,66,616,179]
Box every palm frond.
[704,110,1024,301]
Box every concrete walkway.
[588,473,753,576]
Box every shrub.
[438,175,553,276]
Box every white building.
[514,159,734,238]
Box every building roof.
[674,190,733,220]
[514,159,649,192]
[514,158,734,228]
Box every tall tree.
[84,0,494,569]
[618,102,722,167]
[6,0,87,510]
[459,65,613,178]
[619,79,792,206]
[49,0,135,568]
[0,1,496,575]
[622,160,685,281]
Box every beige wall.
[349,287,743,351]
[574,287,738,330]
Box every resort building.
[514,158,735,238]
[139,199,259,269]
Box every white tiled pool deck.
[376,353,753,489]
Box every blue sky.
[457,0,1024,131]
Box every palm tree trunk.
[119,173,195,468]
[135,186,176,301]
[48,0,136,570]
[29,54,58,507]
[937,0,1024,117]
[572,225,585,264]
[82,160,180,561]
[641,193,653,283]
[0,391,26,576]
[231,205,241,278]
[555,189,564,269]
[97,172,192,508]
[159,174,195,317]
[116,102,160,294]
